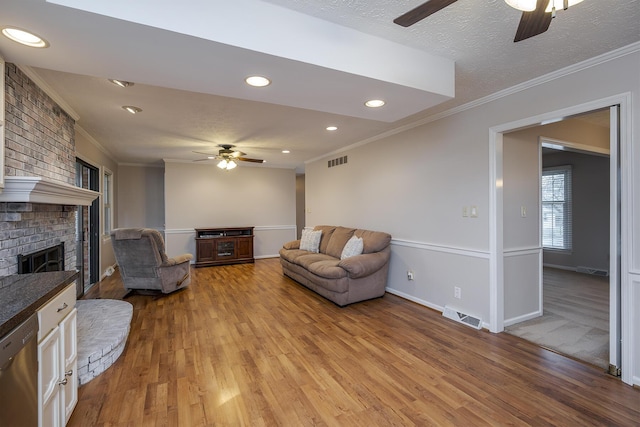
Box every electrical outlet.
[407,270,414,281]
[454,286,461,299]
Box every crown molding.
[307,41,640,165]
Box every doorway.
[506,133,612,370]
[76,158,100,295]
[489,94,631,385]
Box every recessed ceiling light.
[365,99,385,108]
[245,76,271,87]
[109,79,134,88]
[122,106,142,114]
[1,27,49,48]
[326,126,338,131]
[282,150,290,154]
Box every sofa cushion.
[325,226,356,259]
[300,229,322,253]
[296,253,337,270]
[313,225,336,254]
[354,229,392,254]
[307,260,348,280]
[341,235,364,260]
[279,248,311,264]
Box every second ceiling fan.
[394,0,583,42]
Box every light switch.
[462,206,469,217]
[470,206,478,218]
[521,206,527,217]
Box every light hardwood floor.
[70,259,639,426]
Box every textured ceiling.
[0,0,638,171]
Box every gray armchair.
[110,228,192,295]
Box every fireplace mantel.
[0,176,100,206]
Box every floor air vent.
[443,306,482,330]
[576,266,609,277]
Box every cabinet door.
[197,239,215,262]
[60,308,78,424]
[236,237,253,259]
[39,326,62,427]
[216,238,236,260]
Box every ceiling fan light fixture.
[245,76,271,87]
[365,99,385,108]
[504,0,537,12]
[217,158,238,170]
[1,26,49,48]
[545,0,583,12]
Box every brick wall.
[1,63,77,276]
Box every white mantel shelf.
[0,176,100,206]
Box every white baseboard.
[504,310,542,327]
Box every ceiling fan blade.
[193,151,217,156]
[514,0,553,42]
[237,157,265,164]
[393,0,458,27]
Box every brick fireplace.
[0,63,86,280]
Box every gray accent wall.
[543,150,609,272]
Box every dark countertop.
[0,271,79,337]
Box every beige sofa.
[279,225,391,306]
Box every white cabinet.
[37,283,77,427]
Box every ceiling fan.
[393,0,582,42]
[193,144,265,170]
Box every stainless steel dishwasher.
[0,314,39,427]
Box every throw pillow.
[300,229,322,253]
[341,235,364,260]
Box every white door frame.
[489,93,633,385]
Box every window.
[103,169,113,236]
[541,166,572,250]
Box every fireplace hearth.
[18,243,65,274]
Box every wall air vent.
[442,305,482,330]
[327,155,348,168]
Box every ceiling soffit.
[45,0,455,122]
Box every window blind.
[541,165,572,251]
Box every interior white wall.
[163,161,296,259]
[305,48,640,384]
[502,132,540,323]
[296,174,305,239]
[117,164,165,230]
[74,128,119,277]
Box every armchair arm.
[282,240,301,250]
[338,250,390,279]
[162,253,193,266]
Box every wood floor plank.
[70,258,640,426]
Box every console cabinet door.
[197,239,215,262]
[236,237,253,260]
